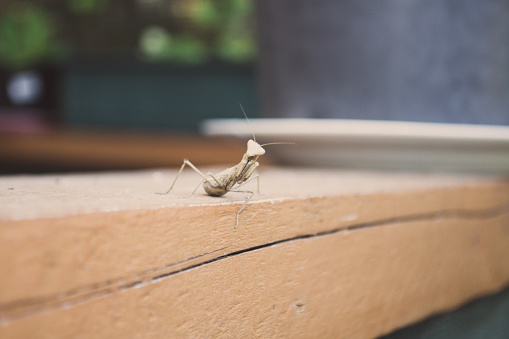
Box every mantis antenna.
[239,103,296,147]
[239,103,256,142]
[261,142,297,147]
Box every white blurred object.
[7,71,43,106]
[201,119,509,174]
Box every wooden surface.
[0,129,248,173]
[1,168,509,338]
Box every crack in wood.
[0,247,226,319]
[1,203,509,324]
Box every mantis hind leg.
[157,159,221,196]
[184,172,223,198]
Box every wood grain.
[0,130,248,173]
[1,169,508,338]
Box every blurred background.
[1,0,508,173]
[0,0,257,131]
[1,2,508,338]
[0,0,258,172]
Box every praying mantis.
[158,106,294,228]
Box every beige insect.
[158,106,293,227]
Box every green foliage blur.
[140,0,256,64]
[68,0,109,14]
[0,4,62,70]
[140,28,209,65]
[192,0,256,63]
[0,0,256,70]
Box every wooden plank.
[0,130,247,173]
[1,169,508,338]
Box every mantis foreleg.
[234,175,260,194]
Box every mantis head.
[246,139,266,157]
[240,104,295,158]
